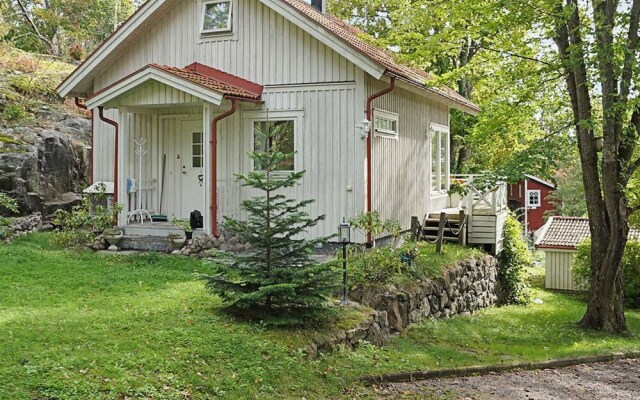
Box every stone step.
[118,235,175,252]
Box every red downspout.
[210,99,238,238]
[98,106,119,203]
[365,77,396,245]
[74,98,94,185]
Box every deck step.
[422,235,461,242]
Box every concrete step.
[118,235,177,252]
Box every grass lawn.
[1,234,640,399]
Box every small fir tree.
[201,121,338,314]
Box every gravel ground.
[371,358,640,400]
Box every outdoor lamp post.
[338,218,351,305]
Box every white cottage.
[57,0,479,243]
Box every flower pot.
[168,235,186,251]
[185,231,193,240]
[103,231,123,247]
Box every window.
[373,109,399,139]
[253,120,295,172]
[430,124,449,193]
[192,132,203,168]
[201,0,232,33]
[527,190,541,207]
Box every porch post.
[117,107,129,227]
[203,103,213,235]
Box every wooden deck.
[425,176,508,254]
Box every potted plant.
[103,227,124,250]
[167,232,186,250]
[172,217,193,240]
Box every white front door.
[179,120,205,219]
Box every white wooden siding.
[93,0,356,92]
[366,75,449,231]
[544,250,577,291]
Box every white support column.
[118,107,129,227]
[203,103,213,235]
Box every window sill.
[198,31,237,43]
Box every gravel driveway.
[371,358,640,399]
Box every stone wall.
[172,229,247,257]
[0,212,42,240]
[305,254,498,357]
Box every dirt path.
[371,358,640,399]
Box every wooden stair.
[412,210,467,248]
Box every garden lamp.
[338,218,351,305]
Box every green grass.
[1,234,639,399]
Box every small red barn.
[508,175,556,232]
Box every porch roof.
[86,63,264,109]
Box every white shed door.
[179,120,205,219]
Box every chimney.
[310,0,325,12]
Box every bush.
[349,246,402,285]
[349,211,401,247]
[52,188,121,247]
[573,239,640,308]
[498,213,533,305]
[2,103,25,122]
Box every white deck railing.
[451,174,508,216]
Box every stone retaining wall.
[305,254,498,357]
[0,213,42,241]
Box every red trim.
[98,107,119,203]
[210,99,238,238]
[74,98,94,185]
[365,77,396,245]
[536,245,576,250]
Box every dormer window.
[201,0,232,33]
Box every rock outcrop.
[0,113,90,214]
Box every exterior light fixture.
[594,137,604,152]
[338,217,351,305]
[357,118,371,139]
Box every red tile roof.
[153,64,263,100]
[281,0,479,112]
[89,63,263,103]
[536,217,640,250]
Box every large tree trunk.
[554,0,629,333]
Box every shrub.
[498,213,533,305]
[2,103,25,122]
[573,239,640,308]
[0,193,18,238]
[349,211,401,247]
[52,188,121,247]
[349,246,402,285]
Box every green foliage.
[498,213,532,305]
[171,216,192,233]
[52,187,122,247]
[1,103,25,122]
[348,211,401,247]
[573,239,640,308]
[0,193,18,237]
[201,122,339,318]
[547,150,587,217]
[3,0,138,58]
[348,239,482,287]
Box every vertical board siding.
[366,76,449,230]
[93,0,356,92]
[545,250,575,290]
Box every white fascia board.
[395,80,480,116]
[258,0,385,80]
[86,69,224,109]
[57,0,169,98]
[525,174,556,189]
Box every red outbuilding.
[508,175,556,232]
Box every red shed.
[508,175,556,232]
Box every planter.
[168,234,186,251]
[185,231,193,240]
[103,230,123,247]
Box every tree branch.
[14,0,55,53]
[439,40,554,66]
[621,0,640,102]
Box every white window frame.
[244,110,303,177]
[430,123,450,195]
[200,0,233,34]
[527,190,541,207]
[373,108,399,140]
